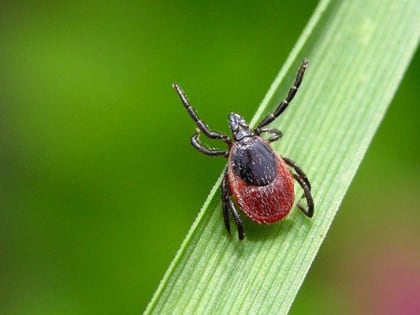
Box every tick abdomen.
[228,137,295,224]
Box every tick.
[173,60,313,240]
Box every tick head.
[228,112,252,141]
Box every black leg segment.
[283,157,311,190]
[191,130,228,157]
[284,157,314,218]
[256,127,283,142]
[292,174,314,218]
[222,170,244,240]
[222,170,231,235]
[172,83,232,144]
[256,60,309,129]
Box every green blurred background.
[0,1,418,314]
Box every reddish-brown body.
[227,139,295,224]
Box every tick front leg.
[255,127,283,142]
[191,130,228,157]
[173,83,232,144]
[283,157,314,218]
[222,170,244,240]
[256,60,308,129]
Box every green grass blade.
[145,0,420,313]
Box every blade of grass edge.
[145,0,420,313]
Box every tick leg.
[255,127,283,142]
[283,157,311,190]
[228,198,244,240]
[284,157,314,218]
[172,83,232,144]
[191,130,228,157]
[292,174,314,217]
[222,172,231,235]
[256,60,308,130]
[222,170,244,240]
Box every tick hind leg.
[283,157,314,218]
[222,170,244,240]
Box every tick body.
[173,60,313,240]
[228,136,295,224]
